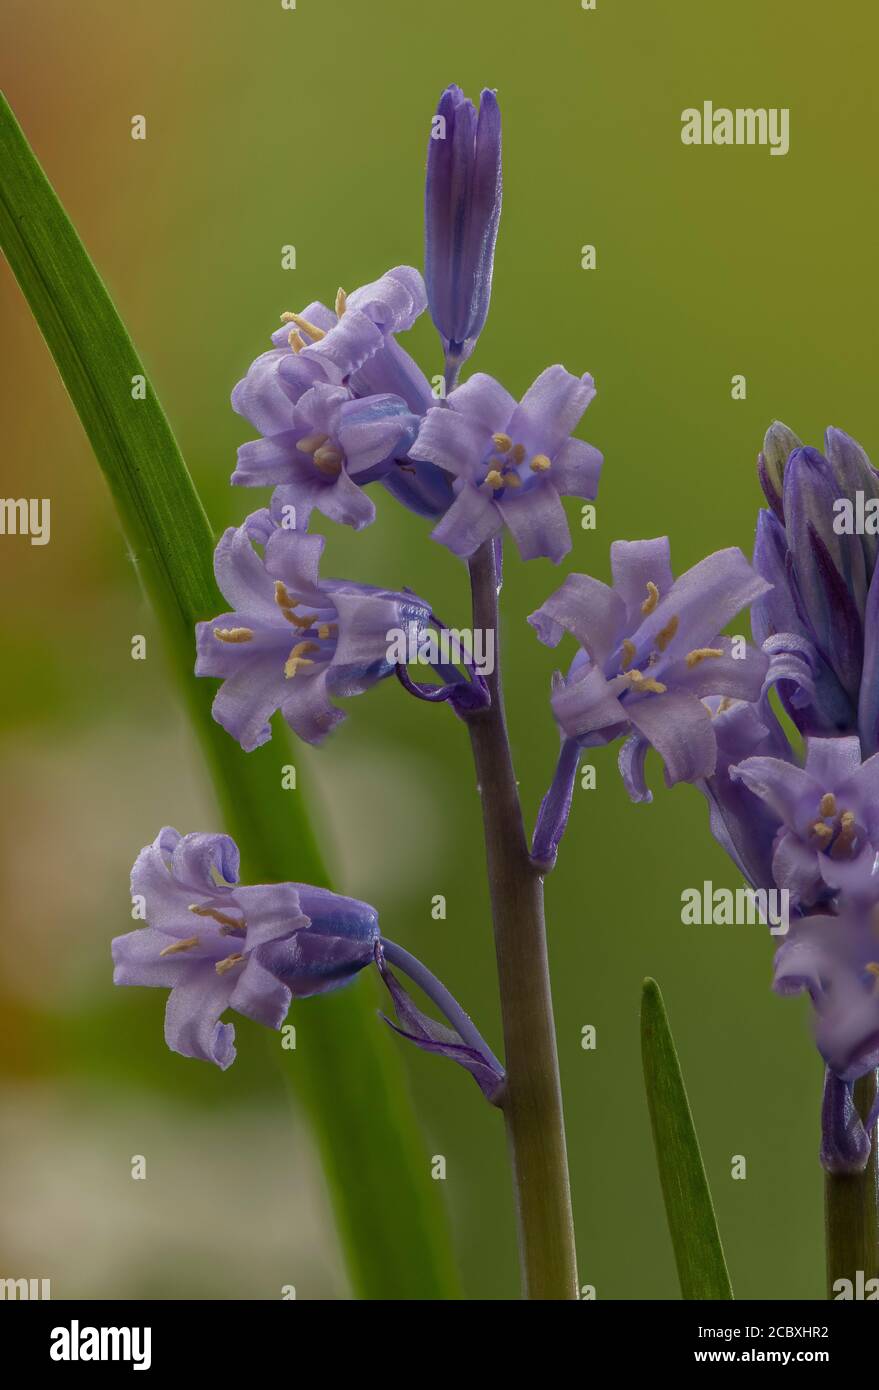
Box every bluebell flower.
[232,380,418,532]
[195,510,431,750]
[411,367,601,562]
[731,735,879,908]
[112,829,379,1069]
[529,538,769,788]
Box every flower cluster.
[554,423,879,1171]
[113,76,878,1181]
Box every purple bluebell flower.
[112,828,379,1068]
[195,510,431,750]
[376,940,505,1103]
[529,538,770,788]
[424,84,502,379]
[232,380,418,532]
[730,735,879,908]
[410,368,602,563]
[773,903,879,1084]
[751,423,879,738]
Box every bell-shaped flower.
[112,828,379,1068]
[424,85,502,373]
[232,380,418,532]
[410,367,602,563]
[529,538,769,788]
[730,735,879,907]
[195,510,431,750]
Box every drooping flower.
[410,368,602,563]
[751,423,879,739]
[529,538,770,788]
[773,902,879,1084]
[112,828,379,1068]
[195,510,431,750]
[424,84,502,377]
[232,380,418,532]
[730,735,879,907]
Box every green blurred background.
[2,0,877,1299]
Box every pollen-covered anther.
[641,581,660,616]
[274,582,314,627]
[628,668,667,694]
[503,472,521,488]
[215,953,245,976]
[188,904,244,930]
[335,287,347,317]
[296,432,329,455]
[830,810,857,859]
[159,935,200,956]
[284,640,320,679]
[485,468,505,490]
[685,647,724,668]
[492,432,513,453]
[620,638,636,671]
[317,623,336,640]
[213,627,253,643]
[530,454,552,472]
[656,615,679,651]
[284,311,327,342]
[313,446,344,478]
[509,443,526,465]
[820,792,837,818]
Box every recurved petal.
[618,733,652,804]
[508,366,596,457]
[528,572,625,660]
[164,963,237,1069]
[231,349,300,435]
[347,266,427,332]
[211,651,289,752]
[626,690,717,785]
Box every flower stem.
[824,1069,879,1296]
[463,540,578,1299]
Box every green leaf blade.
[0,90,458,1300]
[641,977,734,1300]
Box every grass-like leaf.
[0,90,458,1299]
[641,977,733,1299]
